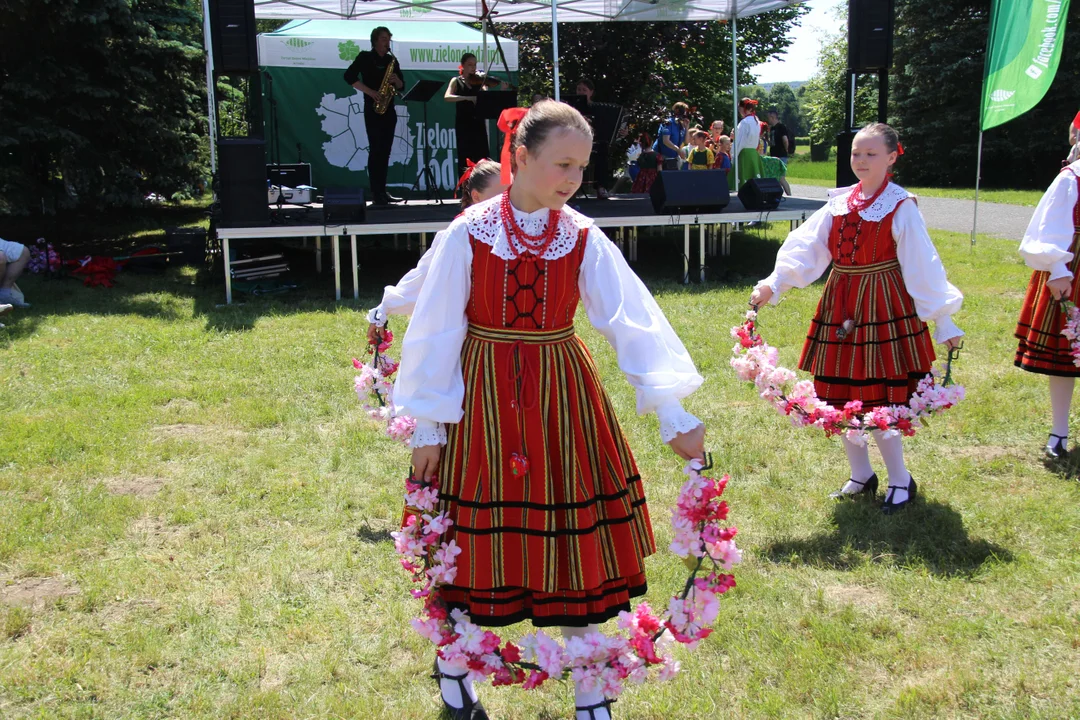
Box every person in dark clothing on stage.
[444,53,509,175]
[576,79,622,199]
[344,26,405,205]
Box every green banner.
[981,0,1070,131]
[262,67,517,197]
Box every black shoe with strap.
[431,659,488,720]
[577,698,615,720]
[828,473,878,500]
[881,476,917,515]
[1046,433,1069,460]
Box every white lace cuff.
[408,421,447,448]
[932,317,964,345]
[367,306,387,326]
[656,401,703,444]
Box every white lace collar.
[827,182,914,222]
[464,193,593,261]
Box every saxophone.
[374,57,397,115]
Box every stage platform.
[215,194,825,304]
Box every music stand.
[475,91,517,120]
[402,79,447,205]
[563,94,589,115]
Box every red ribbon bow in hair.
[897,142,905,156]
[497,107,528,186]
[455,158,478,198]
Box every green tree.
[0,0,206,215]
[765,82,804,138]
[892,0,1080,188]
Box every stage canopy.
[252,0,800,24]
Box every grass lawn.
[1,226,1079,718]
[784,156,1046,207]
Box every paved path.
[788,182,1035,241]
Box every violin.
[465,71,504,89]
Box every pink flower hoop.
[393,457,739,699]
[352,324,416,445]
[730,308,964,442]
[1059,300,1080,367]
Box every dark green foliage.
[0,0,207,215]
[892,0,1080,189]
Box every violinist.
[444,53,508,175]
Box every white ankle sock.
[436,655,477,710]
[840,435,875,493]
[873,430,911,504]
[1049,376,1074,441]
[562,625,610,720]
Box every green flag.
[981,0,1070,131]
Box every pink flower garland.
[28,239,61,274]
[392,458,740,699]
[730,309,964,443]
[352,327,416,444]
[1059,300,1080,367]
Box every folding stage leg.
[683,225,690,284]
[316,237,323,273]
[351,234,359,300]
[632,226,638,262]
[223,237,232,305]
[333,235,341,301]
[699,224,706,282]
[421,232,428,253]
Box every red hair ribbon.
[1073,110,1080,130]
[454,158,478,198]
[740,98,759,109]
[497,107,528,186]
[897,142,905,156]
[458,64,464,74]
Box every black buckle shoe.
[577,698,615,720]
[829,473,878,500]
[882,476,917,515]
[1045,433,1069,460]
[431,659,488,720]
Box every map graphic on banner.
[317,92,415,173]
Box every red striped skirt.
[1015,234,1080,376]
[434,324,655,627]
[799,259,936,408]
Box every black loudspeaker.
[218,138,268,228]
[650,170,730,214]
[848,0,894,71]
[209,0,259,74]
[324,187,366,225]
[738,178,784,211]
[835,131,859,188]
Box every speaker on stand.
[217,138,269,228]
[650,170,730,214]
[838,0,894,188]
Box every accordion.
[586,102,626,145]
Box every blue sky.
[748,0,845,84]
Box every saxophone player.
[344,26,405,206]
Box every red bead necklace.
[846,179,890,214]
[499,191,561,261]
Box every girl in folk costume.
[366,160,507,343]
[1015,155,1080,458]
[729,98,764,190]
[630,131,661,194]
[395,100,706,720]
[750,123,964,514]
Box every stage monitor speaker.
[209,0,258,74]
[738,178,784,211]
[218,138,268,228]
[835,131,859,188]
[324,187,366,225]
[848,0,894,71]
[650,170,730,214]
